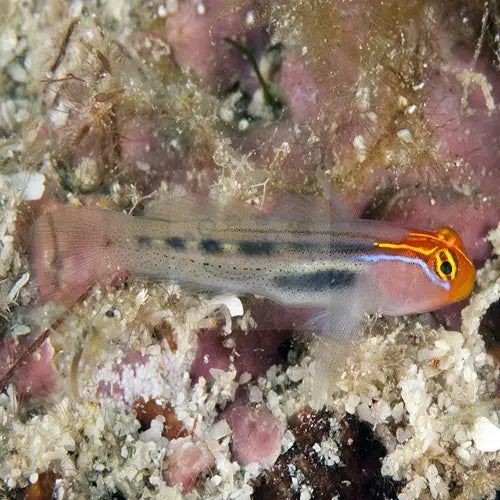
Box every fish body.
[31,195,476,405]
[32,196,475,319]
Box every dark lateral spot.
[273,269,355,292]
[239,240,275,256]
[200,238,223,254]
[166,236,185,250]
[137,236,151,248]
[104,237,114,248]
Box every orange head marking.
[430,227,475,301]
[375,226,475,307]
[407,226,475,302]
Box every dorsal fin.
[143,193,267,228]
[315,170,358,220]
[144,186,356,230]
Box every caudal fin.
[30,206,126,304]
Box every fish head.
[425,226,476,304]
[370,226,475,315]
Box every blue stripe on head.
[357,254,450,290]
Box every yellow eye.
[435,249,457,280]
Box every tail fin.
[30,207,126,304]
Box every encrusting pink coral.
[163,437,215,492]
[226,405,284,467]
[190,327,290,381]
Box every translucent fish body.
[31,199,475,317]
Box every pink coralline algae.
[226,405,284,468]
[190,327,290,381]
[163,437,215,492]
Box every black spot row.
[199,238,276,256]
[136,235,186,250]
[200,238,223,254]
[238,240,275,256]
[166,236,186,250]
[136,236,151,248]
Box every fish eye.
[440,261,453,276]
[434,249,457,281]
